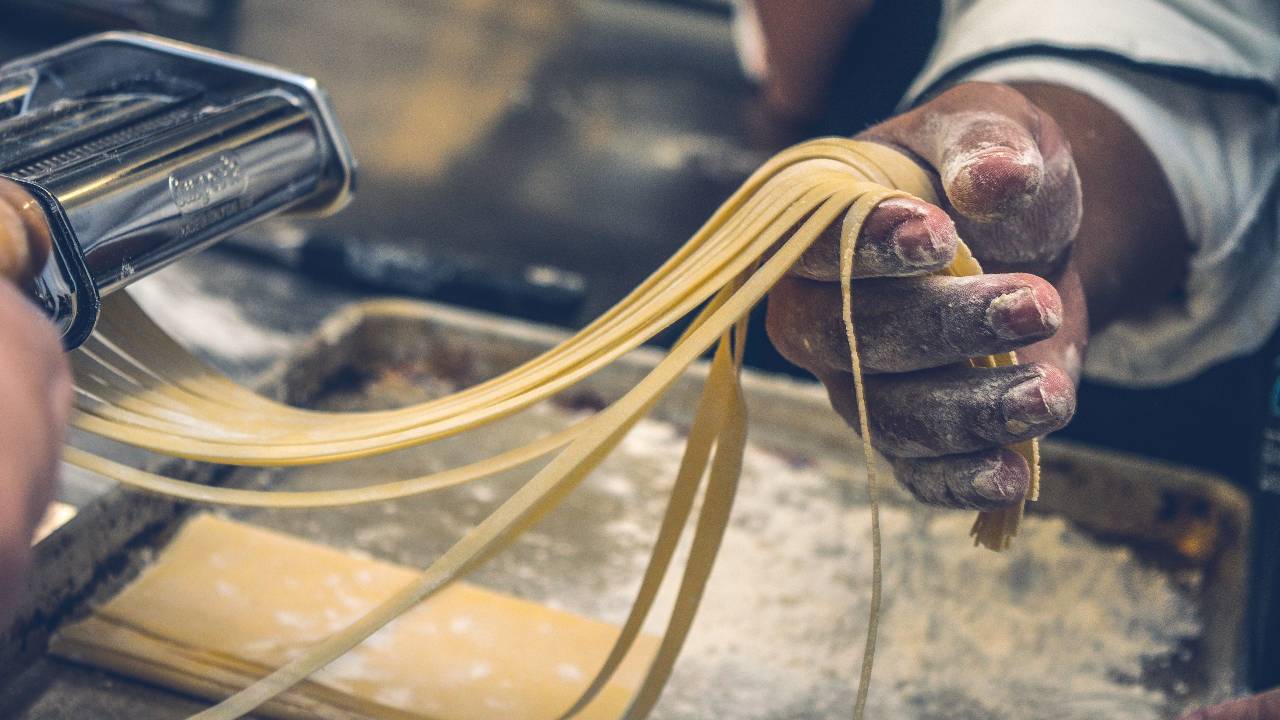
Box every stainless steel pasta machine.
[0,31,355,348]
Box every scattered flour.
[556,662,584,683]
[588,418,1203,720]
[231,374,1206,719]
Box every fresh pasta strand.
[840,188,895,720]
[64,139,1040,720]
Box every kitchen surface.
[0,2,1274,718]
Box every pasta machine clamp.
[0,32,356,349]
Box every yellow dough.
[62,139,1040,719]
[52,515,660,720]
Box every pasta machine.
[0,31,355,348]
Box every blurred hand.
[1179,688,1280,720]
[0,181,52,287]
[752,0,875,127]
[0,189,69,627]
[767,82,1085,509]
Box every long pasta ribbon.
[63,139,1039,719]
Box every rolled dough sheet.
[50,514,659,719]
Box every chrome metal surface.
[0,31,355,347]
[44,93,320,294]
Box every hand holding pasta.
[767,82,1083,511]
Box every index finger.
[790,195,960,281]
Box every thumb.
[868,82,1048,222]
[861,82,1081,270]
[934,110,1044,222]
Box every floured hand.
[767,82,1086,510]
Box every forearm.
[751,0,873,124]
[1007,82,1189,333]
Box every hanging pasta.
[60,138,1040,720]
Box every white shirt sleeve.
[903,1,1280,387]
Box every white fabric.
[904,0,1280,387]
[907,0,1280,101]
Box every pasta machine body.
[0,32,355,348]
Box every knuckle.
[765,290,816,370]
[768,278,852,373]
[892,460,952,507]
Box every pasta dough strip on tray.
[64,139,1041,720]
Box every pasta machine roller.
[0,31,356,348]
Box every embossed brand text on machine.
[168,154,247,214]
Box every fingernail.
[971,456,1022,503]
[987,287,1049,340]
[945,147,1042,221]
[890,217,944,267]
[1001,377,1065,434]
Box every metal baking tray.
[1,299,1251,719]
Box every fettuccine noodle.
[65,139,1039,719]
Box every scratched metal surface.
[3,294,1248,720]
